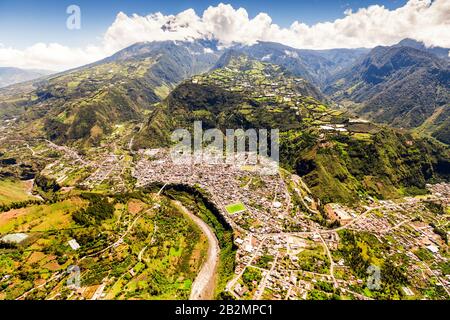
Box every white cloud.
[1,0,449,71]
[0,43,107,71]
[100,0,450,49]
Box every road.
[173,201,220,300]
[263,206,382,238]
[319,234,337,288]
[226,236,268,297]
[254,252,279,300]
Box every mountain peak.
[212,50,249,70]
[395,38,449,59]
[397,38,425,49]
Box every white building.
[68,239,81,250]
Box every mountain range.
[0,41,219,146]
[0,67,54,88]
[325,40,449,144]
[1,39,447,143]
[0,38,448,203]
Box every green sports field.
[225,202,246,214]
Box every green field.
[225,202,246,214]
[0,192,208,300]
[0,179,34,205]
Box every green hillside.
[135,54,450,204]
[325,44,450,145]
[281,128,450,204]
[134,55,334,148]
[0,41,218,146]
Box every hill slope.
[325,43,450,144]
[134,54,331,148]
[135,54,450,204]
[0,41,219,146]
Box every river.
[173,200,220,300]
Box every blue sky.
[0,0,407,48]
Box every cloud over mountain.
[1,0,448,71]
[104,0,450,49]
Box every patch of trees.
[34,174,60,193]
[0,158,16,165]
[217,291,235,300]
[315,280,334,293]
[430,223,448,243]
[295,159,317,176]
[111,191,148,204]
[33,174,61,201]
[298,251,330,274]
[307,289,329,300]
[377,260,409,299]
[339,231,409,299]
[0,240,18,249]
[381,260,408,285]
[425,201,445,215]
[72,193,114,226]
[0,199,46,213]
[338,230,370,278]
[43,118,69,142]
[145,270,168,296]
[280,130,317,171]
[242,267,262,290]
[254,254,274,269]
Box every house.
[234,283,248,297]
[426,244,439,254]
[1,233,29,244]
[68,239,81,250]
[324,204,352,225]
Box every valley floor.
[174,201,219,300]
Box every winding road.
[173,201,220,300]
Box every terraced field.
[0,191,210,300]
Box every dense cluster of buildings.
[132,149,302,233]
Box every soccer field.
[225,202,246,214]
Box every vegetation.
[0,191,207,300]
[157,184,237,298]
[297,246,330,274]
[336,230,410,299]
[283,128,449,204]
[325,44,450,145]
[254,254,274,269]
[71,193,115,226]
[33,174,60,200]
[242,267,262,291]
[0,179,35,205]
